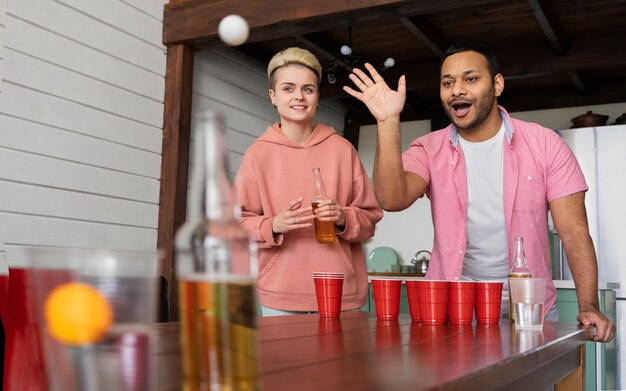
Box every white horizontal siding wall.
[0,0,5,91]
[192,48,346,180]
[0,0,166,259]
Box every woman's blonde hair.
[267,47,322,88]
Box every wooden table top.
[153,311,593,391]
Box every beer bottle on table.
[508,236,532,321]
[311,168,336,244]
[174,111,261,391]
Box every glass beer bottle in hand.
[508,236,532,321]
[312,168,336,244]
[174,111,261,391]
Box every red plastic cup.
[313,272,344,278]
[405,280,421,322]
[313,273,344,318]
[475,281,504,324]
[447,281,476,325]
[0,273,8,322]
[371,279,402,320]
[4,268,47,391]
[416,280,449,325]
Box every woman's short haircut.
[267,47,322,88]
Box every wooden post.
[157,43,194,321]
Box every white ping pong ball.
[218,15,249,46]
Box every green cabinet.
[556,288,617,391]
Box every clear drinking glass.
[509,277,546,330]
[25,245,160,391]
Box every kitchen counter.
[367,273,424,282]
[553,279,620,290]
[366,275,620,291]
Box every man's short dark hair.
[441,42,500,79]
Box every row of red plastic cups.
[371,279,503,325]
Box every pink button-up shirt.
[402,106,587,312]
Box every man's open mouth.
[450,101,472,117]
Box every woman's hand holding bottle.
[312,199,345,228]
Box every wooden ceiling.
[163,0,626,125]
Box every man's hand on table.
[577,305,615,342]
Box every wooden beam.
[398,16,448,58]
[319,33,626,99]
[499,78,626,113]
[157,44,194,321]
[526,0,592,97]
[527,0,568,55]
[163,0,503,48]
[567,71,590,95]
[294,35,340,63]
[293,34,355,74]
[321,58,439,98]
[492,33,626,78]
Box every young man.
[344,42,614,342]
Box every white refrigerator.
[558,124,626,389]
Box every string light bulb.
[322,35,395,84]
[383,57,395,69]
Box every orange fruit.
[44,282,113,345]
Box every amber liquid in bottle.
[175,111,261,391]
[508,236,532,321]
[312,167,336,244]
[312,200,336,244]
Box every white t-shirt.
[458,124,509,285]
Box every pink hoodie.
[235,122,383,311]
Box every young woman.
[236,47,383,316]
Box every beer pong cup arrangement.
[509,278,546,330]
[416,280,449,325]
[313,272,344,318]
[404,280,421,322]
[447,281,477,325]
[375,278,505,325]
[474,282,504,325]
[371,279,402,320]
